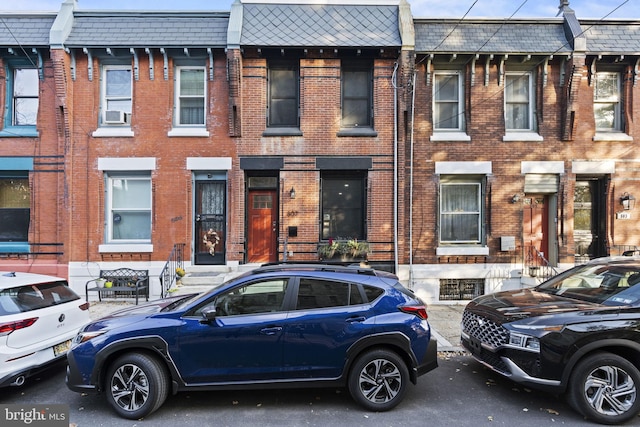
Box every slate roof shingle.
[64,12,229,48]
[240,4,401,48]
[581,21,640,54]
[414,19,572,55]
[0,15,56,46]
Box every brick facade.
[1,3,639,304]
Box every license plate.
[53,340,72,357]
[468,336,482,355]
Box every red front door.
[523,195,549,260]
[247,190,278,263]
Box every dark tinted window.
[296,278,363,310]
[363,285,384,302]
[211,279,288,316]
[0,281,79,314]
[537,263,640,305]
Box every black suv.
[462,257,640,424]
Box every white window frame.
[100,65,132,126]
[439,180,482,244]
[433,70,464,132]
[105,174,152,244]
[175,66,206,127]
[594,71,622,132]
[504,71,533,131]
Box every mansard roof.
[63,11,229,48]
[0,14,56,46]
[239,3,401,48]
[581,21,640,54]
[414,19,572,55]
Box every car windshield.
[0,281,80,314]
[536,263,640,306]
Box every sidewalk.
[426,304,466,352]
[88,300,467,353]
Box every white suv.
[0,271,90,387]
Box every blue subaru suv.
[66,264,437,419]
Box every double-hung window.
[504,72,533,131]
[433,71,464,131]
[440,179,482,244]
[101,65,132,125]
[268,60,299,128]
[0,173,30,245]
[341,62,372,128]
[2,65,39,136]
[106,174,152,243]
[594,72,622,132]
[12,68,38,126]
[176,66,206,126]
[321,172,366,240]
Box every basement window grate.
[439,278,484,301]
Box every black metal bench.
[86,268,149,305]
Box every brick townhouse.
[0,12,65,276]
[404,2,640,304]
[0,0,639,304]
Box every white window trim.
[92,127,135,138]
[433,70,465,133]
[100,65,132,127]
[439,181,482,244]
[503,132,543,142]
[504,71,534,132]
[594,71,622,132]
[593,132,633,142]
[430,132,471,142]
[105,174,152,245]
[173,65,207,129]
[168,127,210,137]
[99,244,153,253]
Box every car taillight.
[399,305,428,320]
[79,302,90,311]
[0,318,38,336]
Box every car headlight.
[508,332,540,352]
[73,330,107,345]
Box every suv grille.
[462,310,508,349]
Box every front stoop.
[171,264,260,296]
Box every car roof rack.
[256,262,379,276]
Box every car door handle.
[260,326,283,335]
[346,316,366,323]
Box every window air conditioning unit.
[104,110,126,124]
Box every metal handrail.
[524,245,558,283]
[159,243,185,298]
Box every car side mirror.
[200,308,217,324]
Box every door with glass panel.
[574,179,607,263]
[195,180,226,265]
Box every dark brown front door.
[247,190,277,263]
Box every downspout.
[393,63,399,274]
[409,71,416,289]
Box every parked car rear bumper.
[417,338,438,376]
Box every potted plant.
[318,238,369,261]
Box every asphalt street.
[3,302,636,426]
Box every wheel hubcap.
[358,358,402,404]
[110,363,150,412]
[584,365,636,416]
